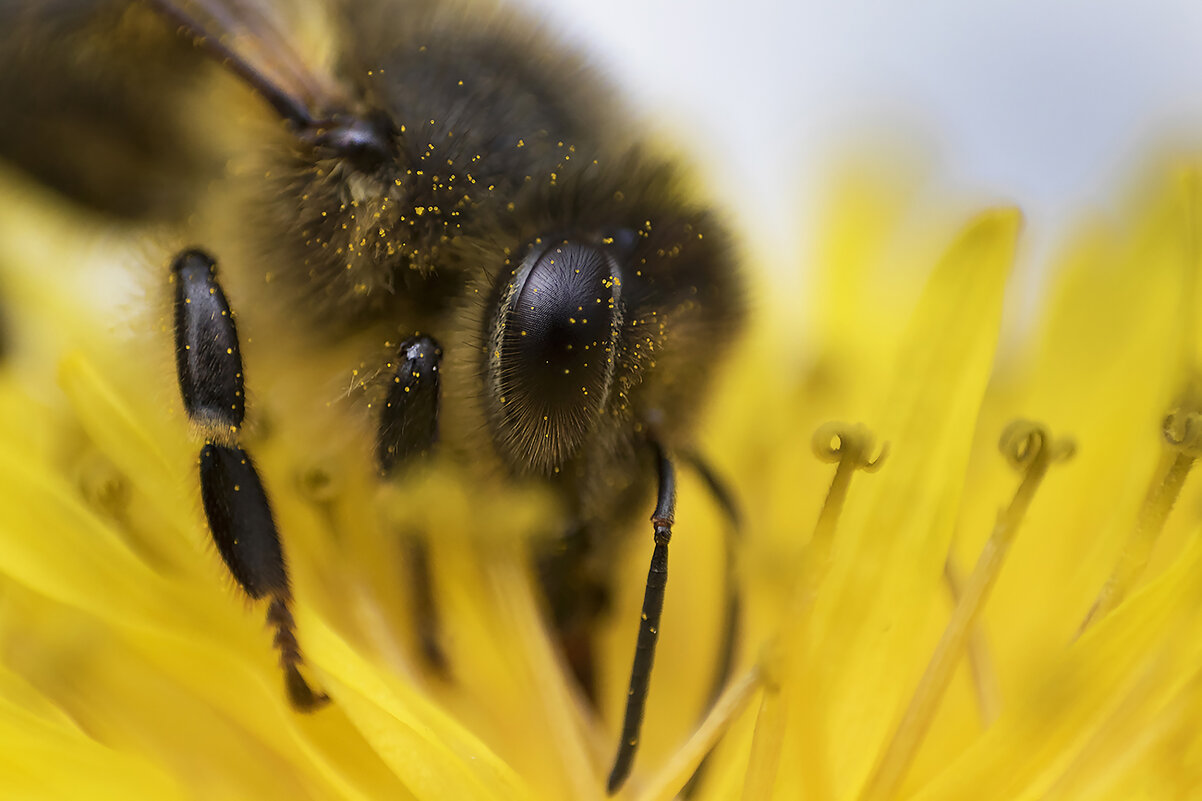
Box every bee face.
[216,3,746,479]
[0,0,746,788]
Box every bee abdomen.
[172,249,244,438]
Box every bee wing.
[0,0,353,222]
[148,0,353,125]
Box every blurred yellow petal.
[781,209,1020,800]
[301,611,533,801]
[913,530,1202,801]
[2,150,1202,801]
[0,691,184,800]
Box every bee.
[0,0,745,791]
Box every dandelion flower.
[1,156,1202,801]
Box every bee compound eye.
[487,240,624,472]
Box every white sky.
[514,0,1202,275]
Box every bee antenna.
[144,0,318,130]
[608,441,677,794]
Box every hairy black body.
[0,0,745,791]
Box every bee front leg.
[376,335,442,476]
[679,450,742,712]
[678,449,743,797]
[403,534,450,677]
[171,249,328,710]
[535,521,612,701]
[375,335,449,675]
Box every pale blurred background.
[515,0,1202,287]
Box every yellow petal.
[785,209,1021,800]
[300,608,535,801]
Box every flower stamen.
[810,422,889,554]
[740,641,787,801]
[741,422,887,801]
[942,558,1001,727]
[1078,401,1201,635]
[857,420,1071,801]
[633,664,763,801]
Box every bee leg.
[404,533,451,678]
[680,450,742,709]
[199,444,328,710]
[535,522,611,701]
[678,450,743,797]
[172,249,328,711]
[608,442,677,795]
[375,335,442,476]
[375,335,448,674]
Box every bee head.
[484,236,628,474]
